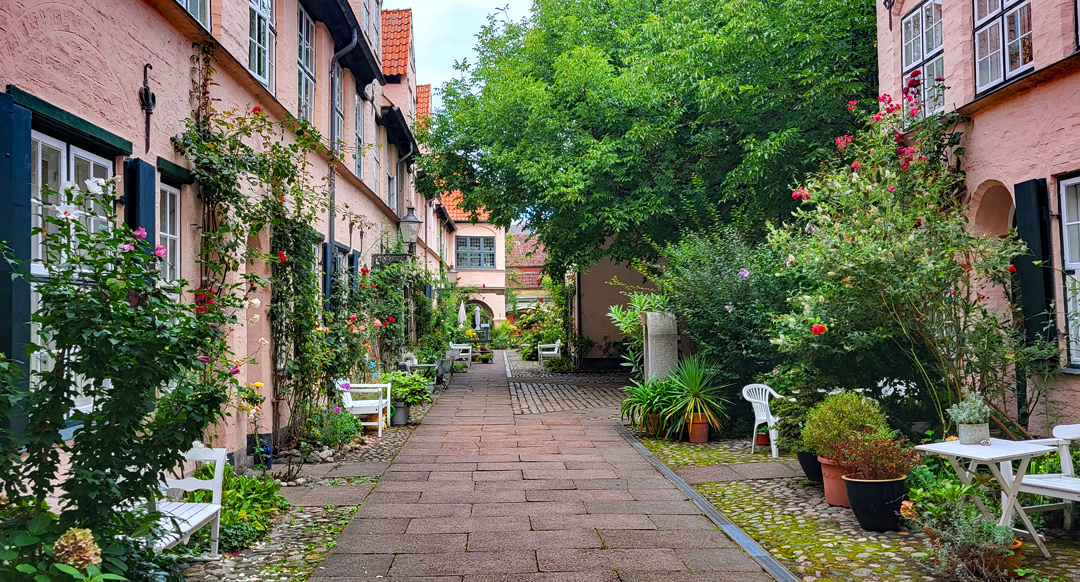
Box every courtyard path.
[308,351,776,581]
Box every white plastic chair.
[742,383,781,458]
[538,339,562,364]
[339,382,391,438]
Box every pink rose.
[134,226,147,240]
[154,245,167,258]
[229,365,240,375]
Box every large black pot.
[842,475,908,532]
[796,451,823,483]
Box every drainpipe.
[326,26,359,297]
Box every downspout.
[327,25,359,297]
[396,140,416,213]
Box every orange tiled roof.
[382,9,411,77]
[507,227,547,267]
[442,190,491,222]
[417,84,431,118]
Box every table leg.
[946,456,992,519]
[987,458,1050,558]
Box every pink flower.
[349,315,358,323]
[888,186,896,192]
[877,94,893,104]
[910,108,919,117]
[340,382,350,389]
[197,355,211,364]
[374,318,384,328]
[846,100,857,112]
[229,365,240,375]
[792,187,810,201]
[738,268,750,278]
[119,242,134,253]
[851,161,862,170]
[133,226,147,240]
[154,245,167,258]
[333,406,342,413]
[834,135,853,151]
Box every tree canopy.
[416,0,878,274]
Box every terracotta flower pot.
[981,539,1023,577]
[687,413,709,443]
[756,433,770,446]
[645,413,661,436]
[818,455,851,507]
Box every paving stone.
[529,514,657,530]
[470,501,586,517]
[676,548,766,571]
[648,514,719,531]
[464,573,619,582]
[342,518,410,536]
[356,503,471,518]
[387,550,539,576]
[617,572,777,582]
[468,530,603,551]
[598,529,737,549]
[406,516,533,534]
[332,533,468,554]
[311,553,393,577]
[584,501,700,515]
[536,548,686,572]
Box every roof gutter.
[325,24,359,298]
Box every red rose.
[278,251,287,263]
[811,324,827,335]
[252,106,263,114]
[1008,265,1017,273]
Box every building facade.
[877,0,1080,431]
[0,0,434,464]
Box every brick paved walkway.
[310,351,775,581]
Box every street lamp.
[398,206,422,255]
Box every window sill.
[958,50,1080,117]
[1060,366,1080,376]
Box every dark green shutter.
[124,158,156,247]
[0,93,33,435]
[348,251,360,289]
[1013,178,1054,342]
[321,242,332,299]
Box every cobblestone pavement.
[309,350,776,581]
[181,505,359,582]
[638,435,797,467]
[510,381,626,414]
[506,349,630,384]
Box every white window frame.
[248,0,276,91]
[69,146,112,246]
[332,63,345,152]
[297,6,316,122]
[974,0,1032,93]
[901,1,945,119]
[159,183,181,282]
[373,141,381,198]
[373,0,381,56]
[30,131,66,268]
[456,236,497,270]
[1060,176,1080,272]
[354,93,364,178]
[1003,2,1034,78]
[1068,275,1080,366]
[179,0,210,29]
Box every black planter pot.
[796,451,824,483]
[842,475,908,532]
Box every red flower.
[811,324,828,336]
[538,298,544,302]
[911,69,921,77]
[361,267,369,276]
[846,100,858,112]
[278,251,287,263]
[252,106,263,114]
[1008,265,1018,273]
[388,316,395,323]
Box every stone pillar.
[640,311,678,381]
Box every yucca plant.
[662,355,729,438]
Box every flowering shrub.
[833,428,920,480]
[769,95,1061,429]
[304,406,361,450]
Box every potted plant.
[801,392,889,507]
[755,426,770,446]
[947,390,992,445]
[621,377,673,436]
[662,355,728,443]
[903,483,1023,578]
[384,371,433,425]
[834,428,920,531]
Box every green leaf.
[53,564,82,576]
[17,564,39,574]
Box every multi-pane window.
[363,1,372,41]
[354,94,364,178]
[159,184,180,282]
[901,1,944,118]
[456,236,496,269]
[248,0,276,91]
[180,0,210,28]
[333,63,345,151]
[373,143,381,198]
[1061,177,1080,365]
[297,6,316,122]
[373,1,382,55]
[975,0,1033,92]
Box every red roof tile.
[416,84,431,118]
[442,190,491,222]
[507,228,547,267]
[381,9,411,77]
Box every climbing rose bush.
[768,96,1060,427]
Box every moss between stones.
[638,435,796,468]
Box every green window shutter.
[1013,178,1055,342]
[321,242,332,299]
[124,159,157,246]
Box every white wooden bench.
[1002,424,1080,533]
[339,382,391,438]
[154,447,226,557]
[450,343,473,366]
[538,339,562,364]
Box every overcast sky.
[383,0,533,109]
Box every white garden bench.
[538,339,562,364]
[1002,424,1080,532]
[450,343,473,366]
[153,447,226,557]
[339,382,391,438]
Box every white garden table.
[915,438,1054,557]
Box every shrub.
[801,392,888,458]
[382,371,432,407]
[545,356,574,373]
[833,428,921,480]
[755,364,829,451]
[189,463,289,552]
[621,378,677,434]
[305,406,361,449]
[662,355,729,438]
[516,306,563,360]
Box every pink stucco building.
[0,0,447,465]
[877,0,1080,431]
